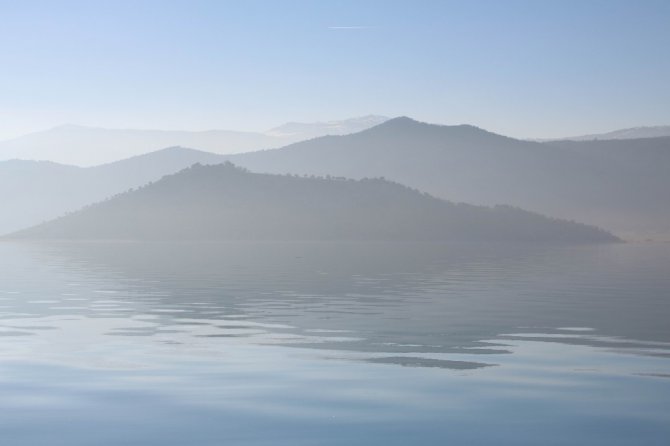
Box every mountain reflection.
[2,241,668,371]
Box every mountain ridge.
[0,116,389,166]
[538,125,670,141]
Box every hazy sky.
[1,0,669,140]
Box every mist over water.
[1,241,669,445]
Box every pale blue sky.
[1,0,669,139]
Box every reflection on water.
[0,241,669,445]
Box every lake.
[0,241,669,445]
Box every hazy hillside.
[0,116,388,166]
[267,115,388,138]
[10,162,617,243]
[226,117,670,238]
[539,137,670,236]
[545,126,670,141]
[0,147,227,235]
[0,160,86,237]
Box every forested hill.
[10,162,618,243]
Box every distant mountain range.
[0,115,388,166]
[539,125,670,141]
[1,116,667,239]
[10,162,617,243]
[266,115,389,138]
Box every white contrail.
[328,26,371,30]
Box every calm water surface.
[0,241,669,445]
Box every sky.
[1,0,669,140]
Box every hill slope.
[10,163,618,243]
[0,147,227,235]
